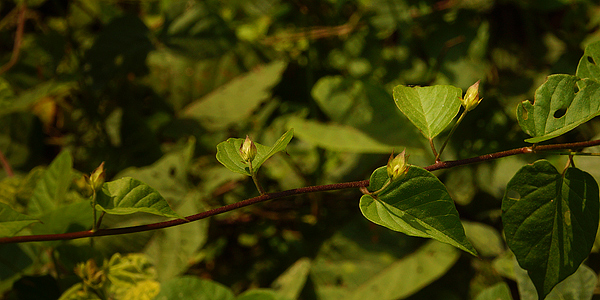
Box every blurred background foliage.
[2,0,600,299]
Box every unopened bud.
[387,149,409,181]
[239,135,257,163]
[86,162,105,191]
[462,80,482,111]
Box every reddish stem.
[2,138,600,244]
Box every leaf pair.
[216,129,294,176]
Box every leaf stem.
[436,109,467,161]
[3,138,600,244]
[248,160,266,195]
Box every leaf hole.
[553,108,567,118]
[506,190,520,200]
[587,56,596,65]
[169,167,176,177]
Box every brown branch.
[2,138,600,244]
[0,4,26,75]
[0,148,14,177]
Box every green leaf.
[392,84,462,139]
[216,129,293,176]
[288,117,426,154]
[144,191,209,283]
[502,160,599,299]
[474,282,513,300]
[0,203,39,237]
[270,257,311,300]
[0,80,75,116]
[96,177,182,219]
[462,221,504,257]
[309,219,460,300]
[182,61,287,131]
[28,150,73,216]
[237,289,291,300]
[30,202,93,242]
[515,259,597,300]
[360,166,477,255]
[516,74,600,143]
[106,253,160,300]
[154,276,234,300]
[576,40,600,81]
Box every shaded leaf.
[502,160,599,299]
[182,61,287,131]
[462,221,504,257]
[237,289,291,300]
[515,259,597,300]
[288,117,425,154]
[144,191,209,283]
[360,166,476,255]
[0,80,75,116]
[0,203,39,237]
[271,257,311,300]
[392,84,462,139]
[516,75,600,143]
[310,222,460,300]
[96,177,182,219]
[216,129,293,176]
[28,150,73,216]
[154,276,234,300]
[474,282,513,300]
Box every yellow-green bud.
[462,80,482,111]
[239,135,257,163]
[387,149,409,181]
[86,162,105,192]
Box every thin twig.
[0,4,26,75]
[2,138,600,244]
[0,148,14,177]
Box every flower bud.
[387,149,409,181]
[462,80,482,111]
[86,162,105,192]
[239,135,257,163]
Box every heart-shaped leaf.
[96,177,182,219]
[0,203,39,237]
[28,150,73,216]
[216,129,293,176]
[360,165,476,255]
[516,74,600,143]
[502,160,599,299]
[392,85,462,139]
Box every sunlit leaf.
[96,177,182,219]
[0,203,39,237]
[106,253,159,300]
[154,276,234,300]
[392,84,462,139]
[28,150,73,216]
[502,160,599,299]
[216,129,293,176]
[182,61,287,131]
[516,75,600,143]
[360,166,476,255]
